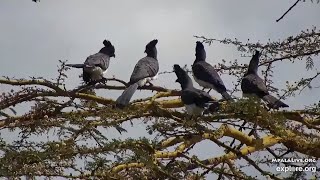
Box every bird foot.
[100,77,108,85]
[143,83,154,92]
[94,77,107,84]
[87,81,97,86]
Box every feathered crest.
[103,39,112,47]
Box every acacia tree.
[0,1,319,179]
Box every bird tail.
[262,95,289,109]
[65,64,86,68]
[221,91,233,101]
[116,83,139,108]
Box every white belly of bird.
[185,104,204,115]
[90,67,105,81]
[137,73,158,87]
[243,93,259,98]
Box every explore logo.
[276,166,317,173]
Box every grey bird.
[66,39,115,85]
[116,39,159,107]
[241,50,289,109]
[174,64,219,116]
[192,41,232,100]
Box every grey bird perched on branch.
[192,41,233,101]
[66,39,115,85]
[116,39,159,108]
[241,50,289,109]
[174,64,219,116]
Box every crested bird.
[241,50,289,109]
[66,39,115,85]
[192,41,232,101]
[174,64,219,116]
[116,39,159,108]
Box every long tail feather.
[262,94,289,109]
[65,64,86,68]
[116,83,139,108]
[221,91,233,101]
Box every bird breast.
[185,104,204,115]
[84,66,104,81]
[137,73,158,87]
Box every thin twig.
[276,0,300,22]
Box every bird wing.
[84,52,110,71]
[192,61,227,92]
[241,74,269,97]
[129,57,159,84]
[181,88,213,107]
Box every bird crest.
[144,39,158,58]
[100,39,115,57]
[103,40,112,47]
[173,64,187,83]
[147,39,158,47]
[195,41,206,61]
[246,50,260,75]
[145,39,158,51]
[196,41,204,50]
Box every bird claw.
[88,81,96,86]
[143,83,154,92]
[101,77,108,85]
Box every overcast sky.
[1,0,319,108]
[0,1,319,179]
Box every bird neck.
[180,76,193,90]
[244,71,256,76]
[194,57,205,63]
[246,60,259,75]
[99,48,112,57]
[245,70,257,76]
[195,49,206,62]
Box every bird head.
[145,39,158,50]
[173,64,192,89]
[99,39,116,57]
[173,64,184,79]
[195,41,206,61]
[245,50,261,76]
[144,39,158,58]
[196,41,204,50]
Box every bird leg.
[202,87,205,91]
[73,83,95,93]
[144,82,154,92]
[100,77,108,85]
[88,81,97,86]
[207,89,212,94]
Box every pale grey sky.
[1,0,319,108]
[0,1,319,179]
